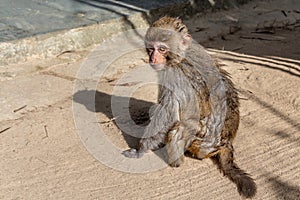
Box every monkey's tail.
[211,147,257,198]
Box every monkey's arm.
[123,95,180,158]
[122,132,166,158]
[165,122,186,167]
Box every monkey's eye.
[158,46,167,53]
[147,48,154,53]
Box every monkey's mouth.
[150,63,165,71]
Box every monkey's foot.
[122,148,145,158]
[169,155,185,167]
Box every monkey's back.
[162,42,240,157]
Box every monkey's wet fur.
[123,17,257,198]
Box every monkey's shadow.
[73,89,168,162]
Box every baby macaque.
[123,17,256,198]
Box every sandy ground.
[1,0,300,199]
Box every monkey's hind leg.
[187,139,216,159]
[211,146,257,198]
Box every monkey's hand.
[122,148,145,158]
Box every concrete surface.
[0,0,188,42]
[0,0,192,66]
[0,0,254,66]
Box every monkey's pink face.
[146,42,169,71]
